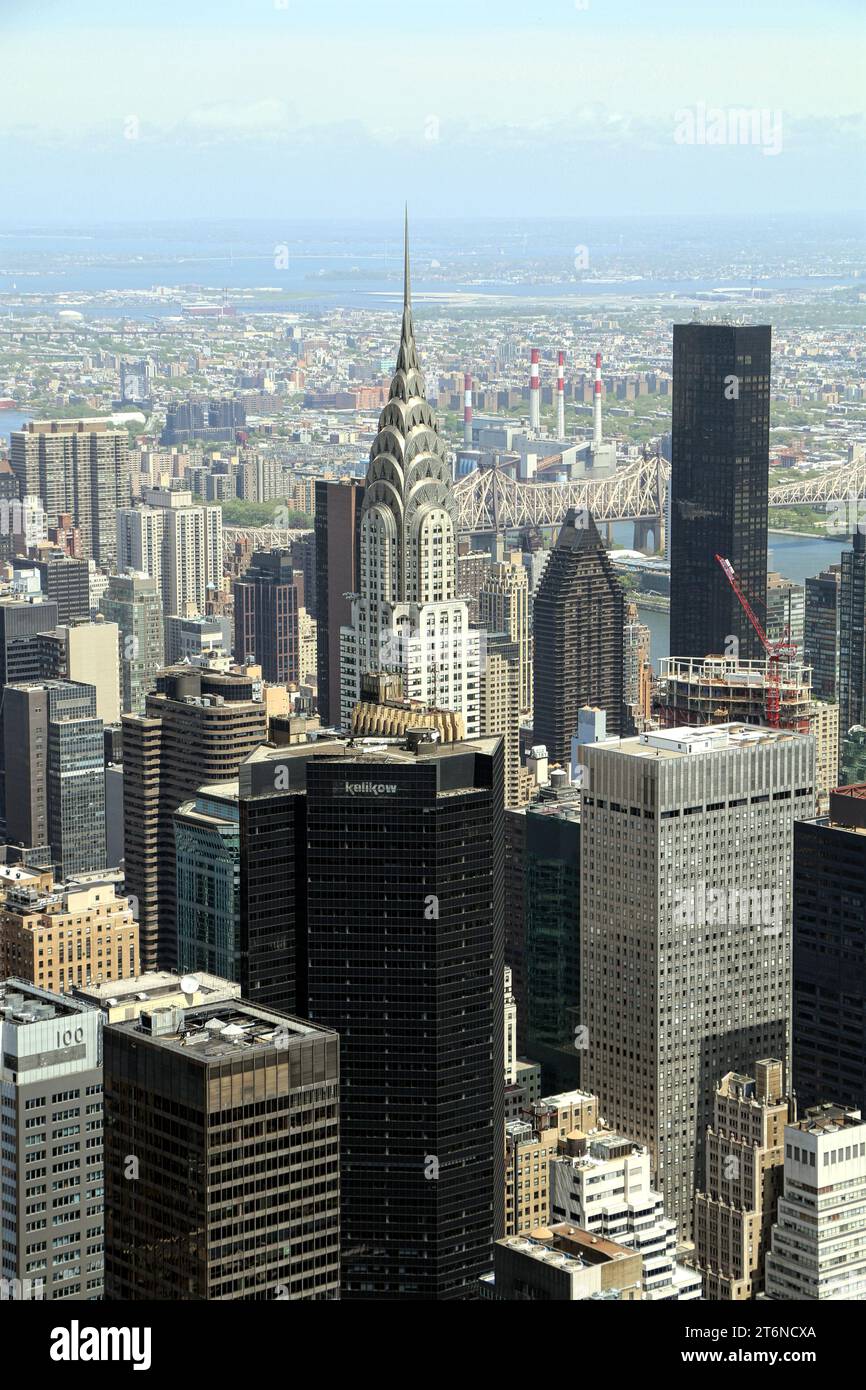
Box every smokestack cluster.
[556,350,565,439]
[593,351,603,446]
[529,348,540,432]
[463,372,473,446]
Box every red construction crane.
[715,554,798,728]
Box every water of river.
[635,530,847,672]
[0,403,846,676]
[0,410,31,443]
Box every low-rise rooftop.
[0,978,95,1023]
[792,1103,863,1135]
[612,723,803,759]
[71,970,240,1011]
[108,1000,331,1061]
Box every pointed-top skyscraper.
[532,508,630,764]
[340,215,480,732]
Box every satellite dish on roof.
[180,975,199,996]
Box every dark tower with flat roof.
[669,323,771,661]
[305,735,505,1299]
[314,480,364,726]
[840,532,866,745]
[103,1001,340,1300]
[793,785,866,1117]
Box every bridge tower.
[632,447,666,554]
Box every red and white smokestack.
[593,350,603,446]
[463,372,473,446]
[530,348,540,432]
[556,350,565,438]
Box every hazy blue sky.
[3,0,864,221]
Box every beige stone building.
[505,1120,560,1236]
[298,607,317,686]
[0,871,139,992]
[479,634,529,809]
[42,617,121,726]
[624,603,653,730]
[479,560,532,716]
[491,1225,642,1300]
[692,1059,792,1299]
[504,1088,600,1235]
[10,418,131,565]
[809,698,839,815]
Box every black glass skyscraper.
[840,532,866,749]
[314,479,364,727]
[532,509,629,765]
[669,323,771,660]
[523,790,582,1095]
[804,565,841,703]
[236,738,344,1017]
[0,596,59,829]
[793,786,866,1117]
[306,737,505,1299]
[4,679,107,878]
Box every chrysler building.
[340,214,480,733]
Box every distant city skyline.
[2,0,864,220]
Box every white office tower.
[579,724,816,1239]
[550,1133,701,1300]
[13,496,47,549]
[0,981,103,1301]
[117,488,223,621]
[571,705,608,786]
[765,1105,866,1300]
[340,216,480,734]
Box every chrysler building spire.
[396,203,419,376]
[340,214,480,736]
[361,210,457,606]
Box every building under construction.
[655,655,838,811]
[656,656,811,731]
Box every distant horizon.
[1,210,865,229]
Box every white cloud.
[185,100,290,134]
[0,26,862,142]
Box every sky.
[1,0,864,222]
